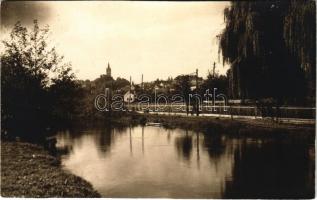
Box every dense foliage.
[1,21,82,141]
[77,75,131,119]
[174,75,191,115]
[200,71,228,97]
[219,1,315,105]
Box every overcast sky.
[1,1,230,82]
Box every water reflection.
[203,133,227,163]
[55,125,314,198]
[224,141,315,198]
[175,130,193,161]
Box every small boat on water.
[146,122,162,127]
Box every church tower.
[106,62,111,77]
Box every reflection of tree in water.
[94,124,138,155]
[95,126,114,155]
[223,141,314,198]
[53,129,79,157]
[203,132,227,164]
[55,145,73,160]
[175,131,193,161]
[55,125,132,158]
[113,125,129,134]
[167,130,171,143]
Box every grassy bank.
[1,141,100,197]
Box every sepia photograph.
[1,0,316,198]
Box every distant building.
[124,91,135,103]
[106,62,111,77]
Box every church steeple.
[106,62,111,77]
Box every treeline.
[218,1,316,106]
[76,75,130,120]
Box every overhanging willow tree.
[218,1,315,105]
[283,0,316,98]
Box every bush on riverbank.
[1,21,83,143]
[1,141,100,197]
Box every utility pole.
[141,74,144,90]
[196,69,199,116]
[213,62,216,78]
[129,76,131,111]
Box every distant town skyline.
[1,1,230,82]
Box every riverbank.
[1,141,100,197]
[122,112,315,140]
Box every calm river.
[55,125,314,198]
